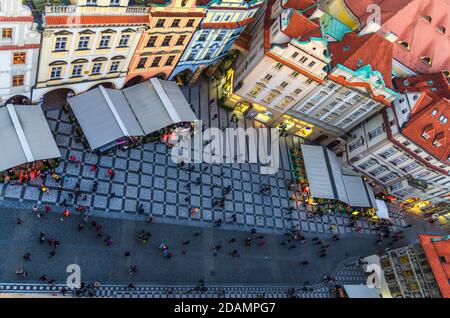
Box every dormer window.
[423,15,432,23]
[439,115,448,124]
[403,80,410,86]
[433,132,445,148]
[398,41,410,50]
[443,70,450,77]
[437,26,446,34]
[420,56,432,66]
[432,109,438,116]
[422,124,434,140]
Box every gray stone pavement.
[0,79,406,237]
[0,207,383,287]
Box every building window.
[165,55,175,66]
[2,28,12,39]
[77,36,90,50]
[263,91,280,103]
[176,35,186,46]
[155,19,165,28]
[109,61,120,72]
[423,15,432,23]
[55,37,67,51]
[378,148,397,159]
[401,162,419,173]
[349,139,363,152]
[91,62,102,75]
[98,35,111,49]
[380,173,397,183]
[146,36,157,47]
[305,78,313,85]
[161,36,172,47]
[186,19,195,27]
[151,56,162,67]
[276,97,292,109]
[293,88,302,95]
[110,0,119,5]
[12,74,24,86]
[279,81,288,89]
[216,31,226,41]
[402,140,411,146]
[263,74,273,81]
[368,126,383,140]
[291,71,299,78]
[199,32,208,41]
[204,49,214,60]
[299,56,308,64]
[390,155,408,166]
[438,115,448,124]
[369,166,387,177]
[358,159,377,170]
[431,109,438,116]
[137,57,147,69]
[187,50,197,61]
[171,19,181,28]
[307,61,316,68]
[86,0,97,4]
[50,66,62,79]
[71,64,83,77]
[118,34,130,47]
[390,182,403,192]
[273,62,283,70]
[13,52,26,64]
[248,83,264,97]
[291,52,299,59]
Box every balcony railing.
[45,5,149,15]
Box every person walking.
[23,253,31,261]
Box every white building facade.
[344,95,450,206]
[0,0,40,105]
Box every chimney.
[358,21,381,37]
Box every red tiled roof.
[344,0,450,74]
[282,11,322,40]
[0,44,40,51]
[394,73,450,163]
[0,16,35,22]
[45,15,149,26]
[328,32,394,88]
[282,0,316,10]
[150,11,205,18]
[419,235,450,298]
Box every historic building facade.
[344,73,450,214]
[228,0,331,140]
[125,0,206,86]
[169,0,264,83]
[0,0,40,105]
[32,0,148,105]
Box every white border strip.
[6,104,34,163]
[99,85,130,137]
[150,78,181,123]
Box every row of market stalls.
[67,78,198,152]
[0,104,61,182]
[289,144,390,221]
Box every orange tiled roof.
[45,15,149,26]
[394,73,450,163]
[282,11,322,40]
[419,235,450,298]
[344,0,450,74]
[0,16,35,22]
[328,32,394,88]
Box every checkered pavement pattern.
[0,80,405,235]
[0,258,369,298]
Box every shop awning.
[0,104,61,172]
[301,144,375,207]
[68,78,197,150]
[343,285,381,298]
[123,78,197,135]
[68,86,144,150]
[375,199,390,219]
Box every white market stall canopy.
[68,78,197,150]
[375,199,390,219]
[343,285,381,298]
[0,104,61,172]
[300,144,376,208]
